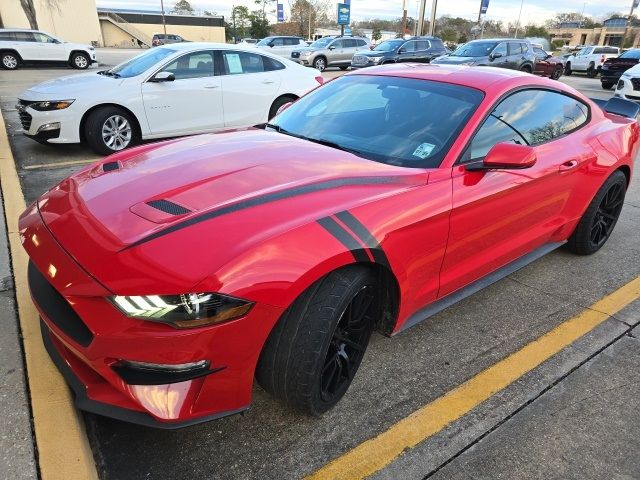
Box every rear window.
[0,31,15,41]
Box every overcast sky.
[96,0,635,24]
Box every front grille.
[352,55,369,65]
[28,261,94,347]
[16,100,35,131]
[291,51,300,58]
[147,199,191,216]
[631,78,640,91]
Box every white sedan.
[614,62,640,102]
[16,43,323,154]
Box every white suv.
[564,46,619,77]
[0,28,96,70]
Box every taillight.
[601,55,606,63]
[315,75,324,85]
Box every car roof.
[348,63,562,92]
[469,38,528,43]
[0,28,40,32]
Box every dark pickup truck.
[601,49,640,89]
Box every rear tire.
[601,81,614,90]
[586,63,597,78]
[1,51,20,70]
[70,52,90,69]
[564,63,572,76]
[566,171,627,255]
[268,96,295,119]
[519,64,532,73]
[256,266,378,415]
[84,106,139,155]
[339,66,348,71]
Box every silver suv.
[291,36,370,71]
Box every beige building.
[550,17,640,49]
[0,0,103,45]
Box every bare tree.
[20,0,38,29]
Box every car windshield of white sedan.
[105,48,175,78]
[451,42,497,57]
[270,76,483,168]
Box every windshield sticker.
[413,143,436,159]
[226,54,243,74]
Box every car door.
[507,42,524,69]
[533,47,552,75]
[141,50,223,136]
[487,41,508,67]
[11,31,41,60]
[268,37,288,57]
[341,38,359,64]
[397,40,417,62]
[439,89,593,297]
[572,47,591,70]
[32,32,66,61]
[219,50,281,127]
[327,39,345,64]
[414,40,431,62]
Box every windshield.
[451,41,497,57]
[620,49,640,59]
[256,37,274,46]
[106,47,175,78]
[270,76,483,168]
[373,40,404,52]
[310,37,334,48]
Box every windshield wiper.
[98,70,120,78]
[301,136,367,158]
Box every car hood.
[293,46,318,53]
[33,129,425,292]
[358,51,385,57]
[19,72,123,98]
[432,56,478,64]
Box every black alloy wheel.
[320,285,375,404]
[551,65,563,80]
[589,181,625,249]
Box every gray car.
[291,36,370,71]
[431,38,536,73]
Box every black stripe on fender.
[123,176,397,251]
[317,217,371,263]
[335,210,390,269]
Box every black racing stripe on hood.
[335,210,390,269]
[122,176,398,250]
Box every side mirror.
[466,143,537,171]
[328,45,336,50]
[150,71,175,82]
[545,54,552,59]
[398,48,406,53]
[490,52,503,60]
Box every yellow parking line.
[23,159,95,170]
[306,276,640,480]
[0,115,98,479]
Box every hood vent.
[146,199,191,216]
[103,161,120,172]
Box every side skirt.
[396,242,565,334]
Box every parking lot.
[2,56,640,480]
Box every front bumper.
[614,77,640,101]
[600,69,623,84]
[21,205,284,428]
[16,101,81,143]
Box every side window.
[402,41,417,52]
[262,55,285,71]
[492,42,507,56]
[330,40,343,49]
[533,47,546,58]
[594,48,604,54]
[468,90,589,160]
[416,40,430,51]
[0,32,14,41]
[14,32,36,42]
[357,39,367,47]
[222,51,267,74]
[175,36,183,41]
[162,51,214,79]
[283,38,295,46]
[508,42,522,55]
[271,38,284,47]
[33,33,55,43]
[521,43,529,53]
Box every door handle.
[203,84,219,89]
[559,159,579,171]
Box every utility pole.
[416,0,426,36]
[513,0,524,38]
[160,0,167,37]
[428,0,437,36]
[402,0,408,37]
[621,0,638,49]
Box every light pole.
[417,0,426,36]
[428,0,438,36]
[513,0,524,38]
[160,0,167,37]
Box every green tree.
[441,28,457,42]
[249,11,271,38]
[172,0,194,15]
[372,26,382,42]
[524,24,549,39]
[231,5,251,39]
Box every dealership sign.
[337,3,351,25]
[277,3,284,22]
[480,0,490,14]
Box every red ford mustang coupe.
[21,65,638,428]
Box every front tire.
[564,63,572,76]
[551,65,563,80]
[566,171,627,255]
[70,52,90,69]
[313,56,327,71]
[84,106,139,155]
[256,266,378,415]
[1,51,20,70]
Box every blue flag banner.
[277,3,284,22]
[337,3,351,25]
[480,0,490,14]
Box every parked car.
[613,62,640,100]
[238,38,258,45]
[600,48,640,89]
[292,36,370,71]
[351,36,447,69]
[152,34,188,47]
[532,46,564,80]
[255,36,307,58]
[431,38,536,72]
[16,43,323,154]
[22,65,638,427]
[0,28,96,70]
[564,46,619,77]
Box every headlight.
[88,47,95,51]
[110,292,254,328]
[371,57,382,63]
[30,100,75,111]
[301,51,313,56]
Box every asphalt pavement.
[1,61,639,480]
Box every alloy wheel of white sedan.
[102,114,132,151]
